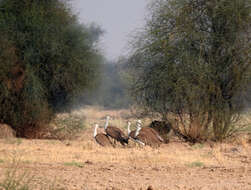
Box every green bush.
[0,0,102,136]
[128,0,251,142]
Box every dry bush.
[0,170,31,190]
[0,155,32,190]
[223,111,251,144]
[47,112,86,140]
[74,106,138,131]
[19,106,134,140]
[0,153,65,190]
[15,111,86,140]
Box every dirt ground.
[0,128,251,190]
[0,107,251,190]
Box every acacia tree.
[0,0,102,136]
[128,0,251,141]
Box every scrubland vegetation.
[0,0,251,189]
[0,0,103,136]
[126,0,251,142]
[0,0,250,142]
[0,106,251,189]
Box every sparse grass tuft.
[63,161,84,168]
[0,154,67,190]
[0,160,32,190]
[187,161,204,168]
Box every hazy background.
[71,0,148,60]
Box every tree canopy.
[128,0,251,141]
[0,0,103,136]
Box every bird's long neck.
[135,124,141,137]
[94,125,98,137]
[104,117,109,130]
[127,123,131,135]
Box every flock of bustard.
[93,116,169,147]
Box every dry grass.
[35,107,250,168]
[0,137,247,170]
[0,159,65,190]
[0,107,251,190]
[234,110,251,133]
[0,137,250,189]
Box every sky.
[71,0,148,61]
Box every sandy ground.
[0,128,251,190]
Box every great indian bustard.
[127,121,145,146]
[104,116,129,146]
[134,120,163,147]
[93,124,113,147]
[137,120,164,142]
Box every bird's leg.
[135,139,145,146]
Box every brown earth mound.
[0,123,16,138]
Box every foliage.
[128,0,251,141]
[0,0,102,136]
